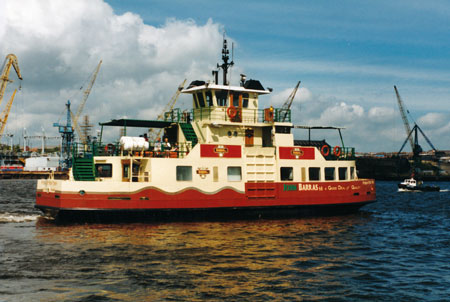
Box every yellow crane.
[71,60,102,144]
[148,79,186,140]
[0,90,17,138]
[0,54,23,138]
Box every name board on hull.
[200,144,242,158]
[279,147,315,160]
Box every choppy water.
[0,179,449,301]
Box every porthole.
[79,190,85,196]
[227,131,232,137]
[233,131,238,137]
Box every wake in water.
[0,212,40,223]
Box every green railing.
[186,107,291,123]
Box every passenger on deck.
[154,137,162,157]
[171,142,179,152]
[163,137,171,158]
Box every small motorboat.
[398,178,440,192]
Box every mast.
[216,35,234,85]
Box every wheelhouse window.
[339,167,347,180]
[95,164,112,177]
[309,167,320,181]
[350,167,355,180]
[242,93,249,108]
[227,166,242,181]
[280,167,293,181]
[232,92,240,107]
[325,167,335,181]
[206,91,213,106]
[196,92,206,107]
[176,166,192,181]
[216,90,228,106]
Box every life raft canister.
[227,106,237,119]
[321,145,330,157]
[333,146,341,157]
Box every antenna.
[232,42,234,63]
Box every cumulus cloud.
[417,112,447,128]
[2,0,222,142]
[1,0,449,152]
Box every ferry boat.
[35,38,376,221]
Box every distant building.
[24,157,59,171]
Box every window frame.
[95,163,113,178]
[308,167,320,181]
[227,166,242,182]
[325,167,335,181]
[176,166,193,181]
[280,167,294,181]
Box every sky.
[1,0,449,152]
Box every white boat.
[398,178,440,192]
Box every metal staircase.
[72,157,96,181]
[180,123,198,148]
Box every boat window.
[275,126,291,134]
[232,92,240,107]
[325,167,335,181]
[216,90,228,106]
[95,164,112,178]
[176,166,192,181]
[122,163,130,181]
[242,93,249,108]
[280,167,293,181]
[339,167,347,180]
[309,167,320,181]
[197,92,206,107]
[350,167,355,180]
[227,166,242,181]
[193,94,200,108]
[206,91,213,106]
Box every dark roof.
[187,80,206,89]
[99,119,174,128]
[244,79,265,91]
[294,140,329,147]
[293,125,345,130]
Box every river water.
[0,179,449,301]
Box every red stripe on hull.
[36,180,375,212]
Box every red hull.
[36,180,376,219]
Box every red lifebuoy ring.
[321,145,330,157]
[333,146,341,157]
[227,106,237,118]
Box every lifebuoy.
[227,106,237,118]
[333,146,341,157]
[321,145,330,157]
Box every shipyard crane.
[280,81,301,122]
[0,54,23,139]
[394,85,414,151]
[53,101,74,169]
[0,90,17,139]
[72,60,102,144]
[148,79,187,140]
